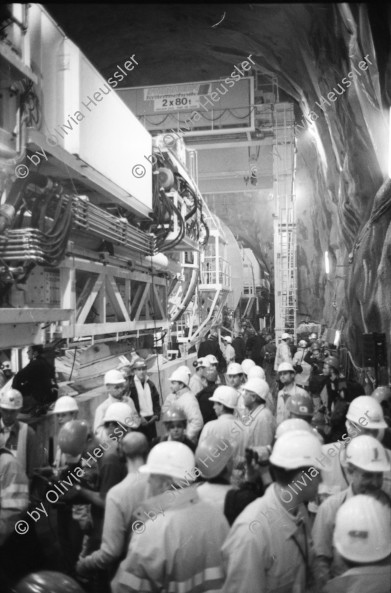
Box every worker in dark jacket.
[197,364,218,425]
[232,333,246,364]
[197,330,225,372]
[127,360,161,442]
[12,345,57,414]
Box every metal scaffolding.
[273,103,297,342]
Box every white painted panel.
[28,6,152,212]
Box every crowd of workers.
[0,329,391,593]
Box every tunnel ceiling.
[44,3,391,366]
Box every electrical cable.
[69,347,77,381]
[149,261,164,405]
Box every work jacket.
[0,447,29,545]
[198,413,244,460]
[127,377,161,419]
[77,472,150,572]
[243,404,276,452]
[163,387,204,442]
[0,419,38,478]
[112,485,229,593]
[323,564,391,593]
[221,483,314,593]
[312,486,353,585]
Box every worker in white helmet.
[221,430,323,593]
[163,366,204,442]
[318,395,391,500]
[274,332,292,372]
[312,434,390,591]
[225,362,245,419]
[241,378,275,453]
[276,362,308,425]
[189,358,208,395]
[226,362,244,389]
[203,353,222,385]
[0,388,38,479]
[111,441,229,593]
[198,386,243,459]
[94,369,140,441]
[247,365,275,413]
[323,494,391,593]
[52,395,79,470]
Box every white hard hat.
[278,362,295,373]
[276,418,313,439]
[281,333,291,340]
[168,367,190,386]
[104,369,126,385]
[204,354,218,365]
[0,389,23,410]
[53,396,79,414]
[242,377,269,401]
[223,336,232,344]
[209,385,238,409]
[346,396,387,429]
[140,441,195,480]
[270,430,324,470]
[333,495,391,563]
[103,402,135,426]
[298,340,307,348]
[176,365,192,377]
[194,358,207,369]
[241,359,256,375]
[247,365,265,380]
[309,333,317,339]
[345,435,390,472]
[226,362,243,375]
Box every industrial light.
[325,251,330,274]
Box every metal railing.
[200,256,231,288]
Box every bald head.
[122,432,149,460]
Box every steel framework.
[273,103,297,342]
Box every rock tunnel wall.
[204,3,390,368]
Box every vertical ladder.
[273,103,296,342]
